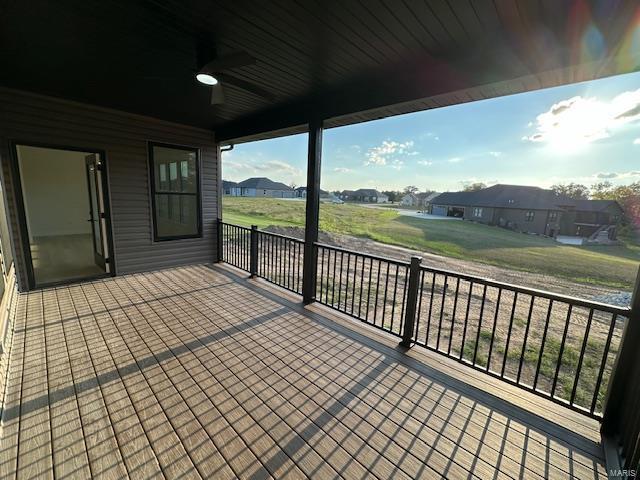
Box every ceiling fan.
[194,50,275,105]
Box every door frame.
[8,140,117,290]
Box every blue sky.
[222,71,640,193]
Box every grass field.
[222,197,640,289]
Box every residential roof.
[237,177,292,190]
[421,192,441,202]
[573,199,622,213]
[354,188,383,196]
[431,185,576,210]
[222,180,238,188]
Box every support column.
[601,266,640,434]
[302,119,323,304]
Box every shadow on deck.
[0,263,606,479]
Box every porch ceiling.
[1,1,639,142]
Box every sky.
[221,70,640,193]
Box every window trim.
[525,210,535,222]
[148,141,202,242]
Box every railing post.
[216,218,224,262]
[400,256,422,348]
[601,266,640,435]
[302,119,323,304]
[250,225,258,278]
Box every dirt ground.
[264,225,631,304]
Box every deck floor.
[0,264,607,479]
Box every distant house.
[420,191,441,210]
[341,188,388,203]
[400,193,419,207]
[430,184,622,239]
[222,180,241,196]
[296,187,343,203]
[236,177,295,198]
[401,191,440,208]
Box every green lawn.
[222,197,640,289]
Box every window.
[149,142,201,241]
[473,207,483,217]
[549,211,558,221]
[525,211,535,222]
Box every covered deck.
[0,264,606,479]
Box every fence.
[257,229,304,294]
[219,221,630,418]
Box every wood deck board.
[0,264,607,479]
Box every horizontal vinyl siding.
[0,88,219,290]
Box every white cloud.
[365,140,415,166]
[488,151,502,157]
[523,89,640,149]
[634,138,640,145]
[417,160,433,166]
[594,171,640,180]
[224,158,302,181]
[333,167,352,173]
[448,157,462,163]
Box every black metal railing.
[220,222,251,272]
[257,230,304,294]
[219,221,630,418]
[411,264,628,417]
[315,243,409,338]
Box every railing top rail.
[314,241,411,267]
[257,229,305,243]
[421,264,631,316]
[220,221,252,231]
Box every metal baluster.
[415,270,425,345]
[381,262,390,328]
[425,272,437,347]
[461,281,474,361]
[487,288,503,372]
[365,257,374,322]
[501,292,519,377]
[344,253,350,312]
[318,246,325,299]
[448,278,461,355]
[436,275,449,351]
[473,284,488,366]
[532,299,553,389]
[370,259,378,324]
[571,308,594,405]
[551,304,574,397]
[520,296,538,385]
[399,265,409,335]
[331,248,337,306]
[358,255,365,318]
[351,254,358,314]
[390,264,400,332]
[591,313,618,414]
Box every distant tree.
[289,182,297,190]
[590,181,614,200]
[551,182,590,199]
[403,185,419,194]
[463,182,486,192]
[590,181,640,238]
[382,190,401,202]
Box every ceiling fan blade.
[201,51,256,72]
[210,83,225,105]
[219,73,275,101]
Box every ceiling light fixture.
[196,72,218,85]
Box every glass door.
[85,154,109,272]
